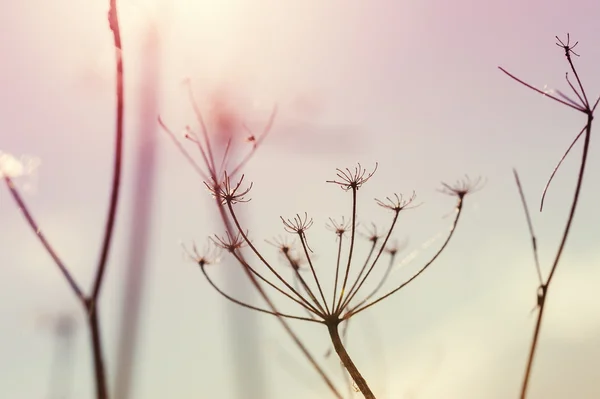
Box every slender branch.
[498,67,586,113]
[228,249,324,316]
[2,176,85,301]
[331,233,344,311]
[346,199,464,319]
[298,232,330,315]
[339,211,400,314]
[225,204,326,318]
[200,265,321,323]
[540,125,586,211]
[513,170,543,285]
[520,116,593,399]
[157,116,208,180]
[349,251,397,313]
[334,188,359,313]
[91,0,125,302]
[216,205,342,398]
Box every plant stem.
[520,115,593,399]
[89,308,109,399]
[327,322,376,399]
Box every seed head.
[360,222,382,243]
[281,212,314,235]
[204,172,253,205]
[326,217,351,237]
[327,162,378,191]
[375,191,418,213]
[182,240,221,268]
[439,175,485,199]
[211,230,248,252]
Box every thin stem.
[89,309,108,399]
[346,199,464,319]
[2,176,85,302]
[92,0,125,302]
[200,265,321,323]
[157,116,209,180]
[513,170,543,285]
[327,322,376,399]
[229,249,324,316]
[350,252,397,313]
[540,125,586,211]
[498,67,586,113]
[334,188,359,313]
[284,251,327,317]
[520,115,593,399]
[564,49,589,108]
[339,211,400,314]
[185,81,216,171]
[331,234,344,312]
[298,232,330,315]
[226,203,326,318]
[216,205,342,398]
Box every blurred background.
[1,0,600,398]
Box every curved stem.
[339,211,400,313]
[226,203,326,317]
[200,266,321,323]
[346,199,463,319]
[229,250,323,316]
[216,205,342,398]
[327,322,376,399]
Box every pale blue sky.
[1,0,600,398]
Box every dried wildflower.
[375,191,418,213]
[326,217,351,237]
[360,222,382,243]
[384,238,407,257]
[211,230,248,252]
[266,235,296,255]
[204,172,253,205]
[281,212,314,235]
[556,33,580,57]
[326,163,378,191]
[439,175,485,199]
[182,240,221,268]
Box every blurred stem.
[327,322,375,399]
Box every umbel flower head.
[326,162,378,191]
[204,172,253,205]
[193,163,481,399]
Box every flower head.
[326,217,351,237]
[204,172,253,205]
[327,162,378,191]
[281,212,314,235]
[439,175,485,199]
[182,240,221,268]
[375,191,418,213]
[360,222,382,243]
[211,230,248,252]
[266,235,295,255]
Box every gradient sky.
[1,0,600,398]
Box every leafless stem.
[327,322,376,399]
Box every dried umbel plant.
[194,164,481,399]
[500,34,599,399]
